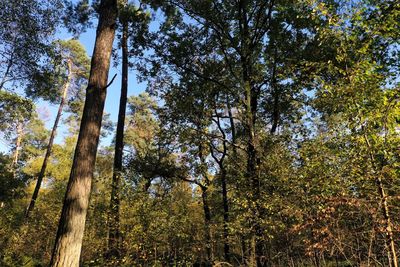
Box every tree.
[0,91,34,171]
[107,1,129,261]
[0,153,24,207]
[307,1,400,265]
[107,1,152,261]
[0,0,63,91]
[122,93,204,266]
[49,0,118,265]
[1,0,399,266]
[26,40,90,218]
[140,0,333,265]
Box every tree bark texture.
[50,1,118,266]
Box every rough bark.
[25,60,72,219]
[107,9,129,260]
[49,0,118,266]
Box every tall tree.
[310,1,400,265]
[49,0,118,265]
[141,0,330,264]
[107,1,152,260]
[25,40,90,218]
[107,0,129,260]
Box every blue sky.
[0,24,147,154]
[0,5,163,154]
[38,25,147,149]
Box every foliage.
[0,0,399,266]
[0,0,63,91]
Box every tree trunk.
[221,167,230,262]
[25,60,72,219]
[226,97,236,147]
[364,134,398,267]
[213,109,231,263]
[11,121,23,170]
[49,0,118,266]
[377,175,397,267]
[107,7,129,260]
[270,60,279,135]
[201,186,214,265]
[238,0,264,264]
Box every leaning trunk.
[107,9,129,260]
[50,1,118,266]
[25,60,72,219]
